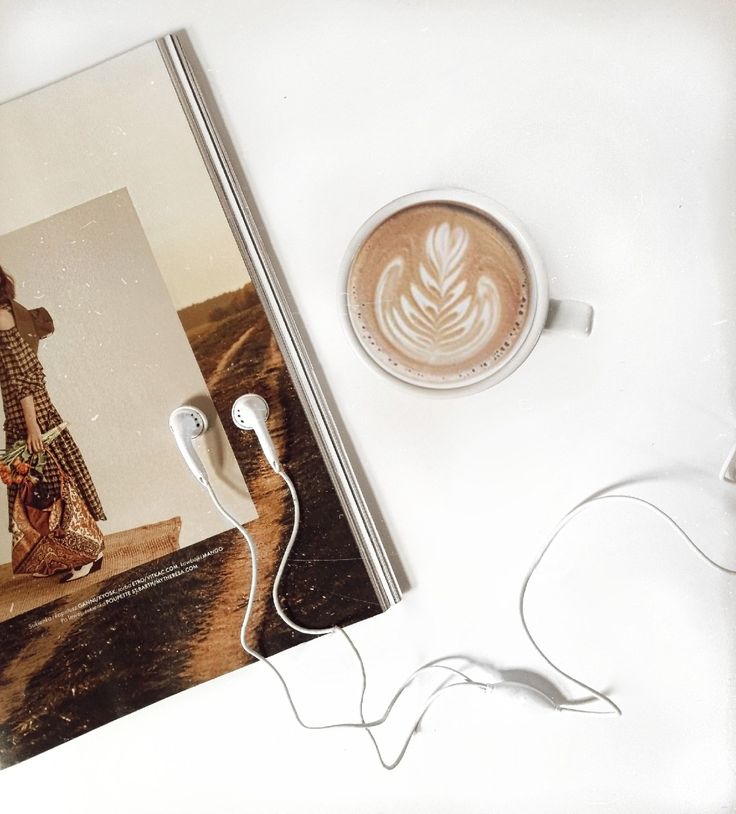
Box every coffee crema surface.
[346,202,531,387]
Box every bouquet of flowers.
[0,422,68,495]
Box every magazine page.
[0,40,382,768]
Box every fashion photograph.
[0,188,258,623]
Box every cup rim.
[338,188,550,397]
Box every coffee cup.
[339,189,593,396]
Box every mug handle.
[544,299,594,337]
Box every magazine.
[0,33,399,768]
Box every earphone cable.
[202,479,559,769]
[519,492,736,716]
[200,425,736,766]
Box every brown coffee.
[346,202,531,387]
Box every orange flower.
[13,460,30,475]
[0,463,10,476]
[0,472,11,486]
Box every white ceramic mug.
[339,188,593,397]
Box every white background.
[1,1,736,811]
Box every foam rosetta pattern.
[375,223,500,366]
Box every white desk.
[1,2,735,811]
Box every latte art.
[346,201,532,389]
[375,223,501,366]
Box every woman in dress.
[0,263,106,581]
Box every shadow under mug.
[339,189,593,397]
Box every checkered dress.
[0,299,107,532]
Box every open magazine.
[0,33,399,768]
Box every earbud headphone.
[168,406,209,487]
[231,394,281,473]
[169,395,736,768]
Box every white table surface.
[2,2,736,811]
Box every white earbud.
[169,405,210,487]
[231,394,280,473]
